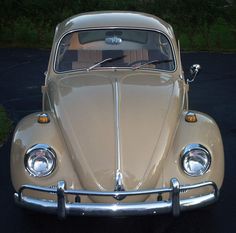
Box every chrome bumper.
[14,178,218,219]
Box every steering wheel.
[129,60,149,67]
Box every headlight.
[25,144,56,177]
[181,144,211,177]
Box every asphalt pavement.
[0,48,236,233]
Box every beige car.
[11,11,224,218]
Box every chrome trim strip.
[113,78,124,192]
[114,78,121,172]
[15,179,218,218]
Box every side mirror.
[44,70,48,77]
[187,64,201,83]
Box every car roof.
[55,11,175,41]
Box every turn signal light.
[38,113,50,124]
[185,112,197,123]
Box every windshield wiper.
[87,55,126,71]
[132,59,173,70]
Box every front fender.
[10,112,80,192]
[163,110,224,190]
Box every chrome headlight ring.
[24,144,57,177]
[181,144,211,177]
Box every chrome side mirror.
[44,70,48,77]
[187,64,201,83]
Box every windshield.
[55,29,175,72]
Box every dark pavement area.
[0,48,236,233]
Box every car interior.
[55,29,175,72]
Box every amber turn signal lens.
[38,113,50,123]
[185,112,197,123]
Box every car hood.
[50,70,184,202]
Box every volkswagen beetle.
[11,11,224,218]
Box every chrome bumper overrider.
[14,178,219,219]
